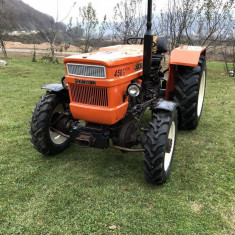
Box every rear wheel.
[173,56,206,130]
[144,110,178,185]
[30,93,70,155]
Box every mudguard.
[42,84,64,92]
[166,46,206,100]
[41,84,69,102]
[151,99,178,113]
[170,45,206,67]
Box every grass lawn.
[0,57,234,234]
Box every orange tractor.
[30,0,206,184]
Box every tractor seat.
[153,36,168,54]
[126,36,168,54]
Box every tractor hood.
[63,45,144,68]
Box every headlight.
[127,83,141,97]
[61,77,68,89]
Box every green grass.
[0,58,234,234]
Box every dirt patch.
[5,41,80,52]
[191,201,202,213]
[6,41,50,50]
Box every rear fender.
[165,46,206,100]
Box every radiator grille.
[67,63,106,78]
[70,84,108,107]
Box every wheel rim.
[49,104,68,145]
[164,121,176,171]
[197,71,206,117]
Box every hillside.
[1,0,65,31]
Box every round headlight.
[61,77,68,89]
[127,83,141,97]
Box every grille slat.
[81,86,86,104]
[96,88,99,106]
[101,89,103,107]
[67,63,106,78]
[70,84,108,107]
[86,86,91,104]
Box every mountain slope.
[1,0,65,31]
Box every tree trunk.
[0,40,7,58]
[50,44,55,62]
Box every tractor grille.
[70,84,108,107]
[67,63,106,78]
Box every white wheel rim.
[164,121,176,171]
[197,71,206,117]
[49,104,68,145]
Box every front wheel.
[144,110,178,185]
[30,93,70,155]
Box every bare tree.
[98,15,110,41]
[66,19,84,45]
[38,1,76,62]
[0,0,15,58]
[77,3,109,52]
[189,0,235,48]
[154,0,196,51]
[221,31,235,77]
[113,0,146,43]
[78,2,98,53]
[154,0,234,51]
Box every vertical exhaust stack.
[143,0,153,80]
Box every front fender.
[41,84,70,102]
[151,99,179,113]
[41,84,64,92]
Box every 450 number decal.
[114,67,130,77]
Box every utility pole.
[56,0,59,23]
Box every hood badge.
[75,79,96,85]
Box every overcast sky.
[22,0,166,23]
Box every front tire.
[30,93,70,155]
[144,110,178,185]
[173,56,206,130]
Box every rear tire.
[30,93,70,155]
[144,110,178,185]
[173,56,206,130]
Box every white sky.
[21,0,166,23]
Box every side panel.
[165,46,206,100]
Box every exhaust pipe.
[143,0,153,80]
